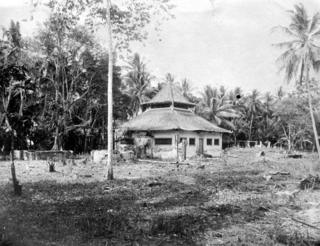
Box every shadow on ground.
[0,173,274,246]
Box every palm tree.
[180,78,191,95]
[276,86,285,100]
[0,21,28,195]
[274,4,320,158]
[165,73,175,84]
[263,92,274,119]
[197,85,241,130]
[234,87,242,98]
[245,89,263,141]
[180,78,194,100]
[201,85,218,107]
[226,87,244,143]
[260,92,277,142]
[124,53,152,116]
[228,87,242,104]
[219,85,226,98]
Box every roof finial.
[169,80,174,110]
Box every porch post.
[176,132,179,162]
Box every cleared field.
[0,147,320,245]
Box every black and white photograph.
[1,0,320,245]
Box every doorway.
[198,138,204,155]
[179,137,187,161]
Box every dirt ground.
[1,147,320,245]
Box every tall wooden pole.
[105,0,114,179]
[305,68,320,159]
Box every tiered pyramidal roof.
[141,83,195,108]
[122,83,230,133]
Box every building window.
[155,138,172,145]
[214,138,220,146]
[189,138,195,146]
[207,138,212,146]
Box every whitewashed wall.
[200,132,223,157]
[177,132,222,158]
[150,131,223,160]
[152,131,177,160]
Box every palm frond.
[309,12,320,33]
[216,111,241,118]
[276,48,300,83]
[214,115,222,125]
[218,103,236,111]
[312,29,320,37]
[221,119,236,130]
[272,40,301,49]
[271,25,299,38]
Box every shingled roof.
[122,108,231,133]
[141,83,195,107]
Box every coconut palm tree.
[165,73,175,84]
[201,85,218,107]
[259,92,278,142]
[227,87,243,104]
[219,85,226,98]
[124,53,153,116]
[274,3,320,158]
[276,86,285,101]
[245,89,263,140]
[180,78,193,98]
[263,92,274,119]
[197,85,241,130]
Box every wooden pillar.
[175,133,179,162]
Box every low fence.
[1,150,73,161]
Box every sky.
[1,0,320,95]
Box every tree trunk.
[52,127,60,150]
[84,128,88,153]
[10,132,17,183]
[52,80,61,151]
[101,120,105,148]
[288,124,291,152]
[249,114,254,141]
[306,80,320,159]
[105,0,114,180]
[10,131,21,195]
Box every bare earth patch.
[0,147,320,245]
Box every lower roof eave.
[124,128,232,134]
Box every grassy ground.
[0,147,320,245]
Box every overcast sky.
[1,0,320,95]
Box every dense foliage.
[273,3,320,156]
[1,2,320,154]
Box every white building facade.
[122,84,230,160]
